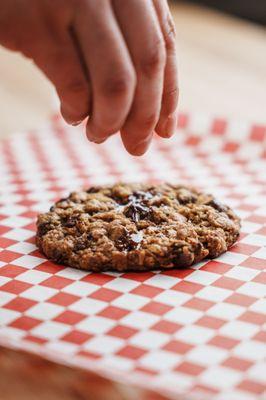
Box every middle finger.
[113,0,166,155]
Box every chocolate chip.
[124,190,152,222]
[129,190,153,202]
[87,233,93,241]
[74,238,87,251]
[124,202,150,223]
[38,222,51,236]
[53,249,65,263]
[86,186,98,193]
[207,199,227,212]
[63,216,78,228]
[56,197,68,204]
[116,230,143,251]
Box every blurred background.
[0,0,265,139]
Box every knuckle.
[138,113,158,130]
[163,86,179,115]
[165,86,179,103]
[140,37,166,76]
[101,70,135,99]
[164,24,176,51]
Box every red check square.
[250,124,266,141]
[0,226,11,235]
[239,311,265,325]
[151,320,182,335]
[130,284,162,298]
[240,257,266,270]
[184,297,214,311]
[201,261,232,274]
[225,293,256,307]
[54,310,86,325]
[237,380,265,395]
[77,350,101,360]
[4,296,37,312]
[208,335,240,350]
[0,265,26,278]
[229,243,259,255]
[90,288,121,302]
[163,340,193,355]
[36,261,65,274]
[41,276,73,289]
[211,118,227,135]
[48,292,79,306]
[177,112,189,128]
[175,361,205,376]
[0,279,31,294]
[256,226,266,235]
[212,276,243,290]
[0,237,16,248]
[223,141,239,153]
[81,273,114,286]
[172,281,203,294]
[222,356,253,371]
[24,335,47,344]
[196,316,226,329]
[10,316,41,330]
[62,330,92,345]
[122,271,154,282]
[0,250,21,263]
[98,306,129,320]
[116,345,147,360]
[252,271,266,284]
[141,301,172,316]
[252,331,266,343]
[107,325,137,339]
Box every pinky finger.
[153,0,179,138]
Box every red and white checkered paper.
[0,113,265,400]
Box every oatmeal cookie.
[36,183,240,271]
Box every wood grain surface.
[0,1,265,140]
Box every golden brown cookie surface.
[36,183,240,271]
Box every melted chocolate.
[124,202,150,223]
[116,230,143,251]
[124,190,152,223]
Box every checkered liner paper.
[0,113,265,400]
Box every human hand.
[0,0,178,155]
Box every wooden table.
[0,1,265,140]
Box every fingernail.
[71,119,83,126]
[87,131,108,144]
[131,135,152,156]
[162,114,177,138]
